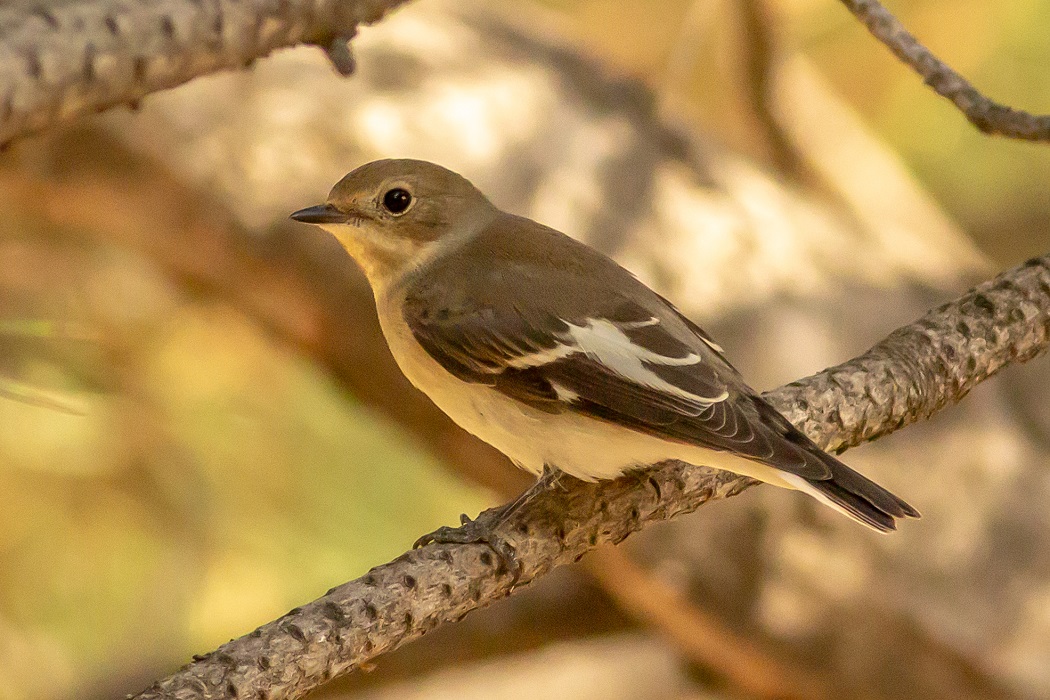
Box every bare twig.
[0,0,410,148]
[129,251,1050,700]
[837,0,1050,141]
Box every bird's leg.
[413,466,561,583]
[541,463,569,492]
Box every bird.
[291,158,918,543]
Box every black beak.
[290,204,349,224]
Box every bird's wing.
[402,269,832,480]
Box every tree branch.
[130,252,1050,699]
[837,0,1050,141]
[0,0,410,148]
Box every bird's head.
[291,159,496,288]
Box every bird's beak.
[290,204,349,224]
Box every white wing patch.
[491,317,729,407]
[618,316,661,329]
[564,318,728,405]
[699,335,724,353]
[550,382,581,402]
[503,343,575,369]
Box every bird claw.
[414,513,522,583]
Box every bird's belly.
[377,298,633,478]
[377,296,794,486]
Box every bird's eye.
[381,188,412,215]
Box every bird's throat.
[320,223,423,291]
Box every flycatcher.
[292,159,918,533]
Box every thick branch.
[838,0,1050,141]
[131,252,1050,700]
[0,0,409,147]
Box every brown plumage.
[292,159,919,531]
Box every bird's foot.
[414,511,522,583]
[413,469,566,584]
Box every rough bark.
[130,252,1050,700]
[0,0,410,147]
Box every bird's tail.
[783,456,919,532]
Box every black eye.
[382,188,412,215]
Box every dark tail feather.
[798,456,920,533]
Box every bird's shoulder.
[404,213,694,336]
[406,213,624,305]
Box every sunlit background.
[1,1,1049,699]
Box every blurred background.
[2,1,1050,699]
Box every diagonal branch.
[0,0,410,148]
[131,252,1050,700]
[837,0,1050,141]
